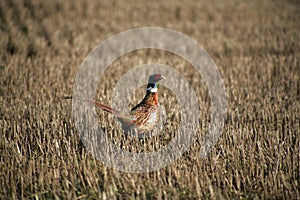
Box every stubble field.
[0,0,299,199]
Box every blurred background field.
[0,0,299,199]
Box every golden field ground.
[0,0,299,199]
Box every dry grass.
[0,0,299,199]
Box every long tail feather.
[80,98,127,118]
[62,96,134,127]
[80,98,124,117]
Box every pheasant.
[82,73,165,134]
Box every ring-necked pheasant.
[82,73,165,134]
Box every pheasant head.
[146,73,165,93]
[143,73,165,106]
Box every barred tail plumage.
[80,98,126,118]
